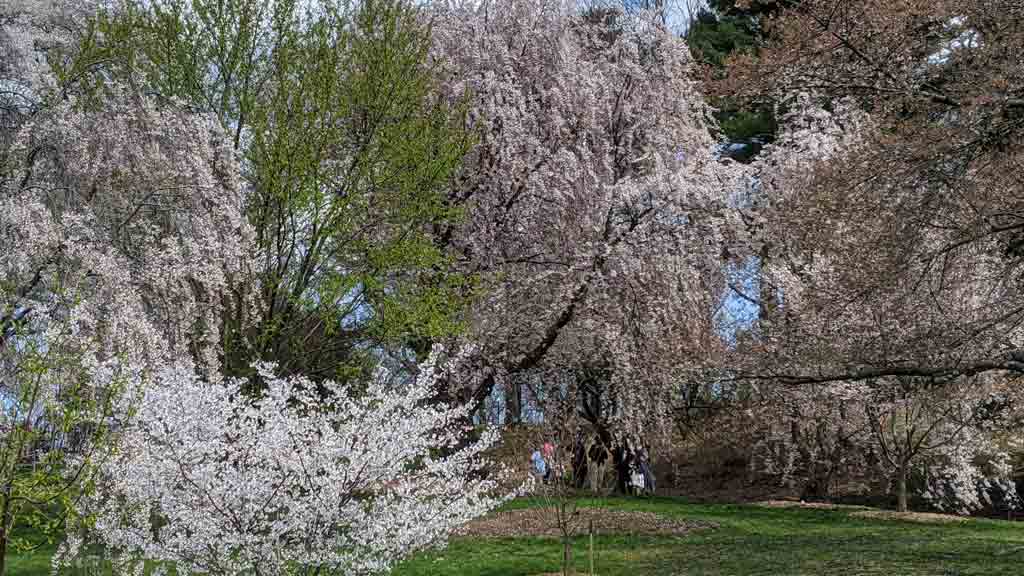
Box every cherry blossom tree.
[714,0,1024,512]
[722,0,1024,385]
[865,376,1018,514]
[730,92,1022,512]
[0,84,253,571]
[428,0,741,453]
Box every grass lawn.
[12,497,1024,575]
[394,497,1024,576]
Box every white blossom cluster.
[60,356,512,576]
[1,89,253,452]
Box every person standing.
[531,447,548,482]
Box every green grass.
[7,548,55,576]
[394,497,1024,576]
[11,497,1024,575]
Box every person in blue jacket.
[531,447,550,483]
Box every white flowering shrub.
[60,357,512,576]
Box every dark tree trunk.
[562,536,574,576]
[0,481,12,576]
[505,381,521,424]
[897,463,909,513]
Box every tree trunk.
[505,382,521,425]
[562,536,574,576]
[0,523,6,576]
[613,446,629,494]
[897,463,908,513]
[0,481,13,576]
[758,244,778,327]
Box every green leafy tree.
[56,0,474,382]
[686,5,759,68]
[686,0,784,145]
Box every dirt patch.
[756,500,872,511]
[850,510,968,524]
[455,508,715,539]
[755,501,970,524]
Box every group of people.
[530,441,557,483]
[624,444,655,495]
[529,433,656,495]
